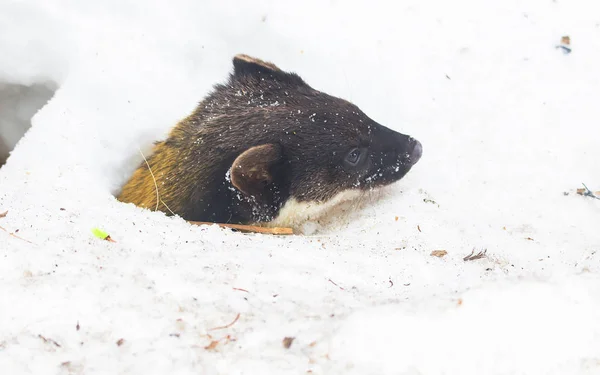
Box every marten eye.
[345,148,362,166]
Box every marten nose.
[407,138,422,165]
[395,137,422,166]
[381,137,422,166]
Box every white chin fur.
[264,189,364,234]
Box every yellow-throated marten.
[118,55,422,229]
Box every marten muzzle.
[361,126,423,188]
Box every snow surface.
[1,0,600,374]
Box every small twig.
[0,225,34,244]
[328,278,344,290]
[188,220,293,235]
[38,334,61,347]
[208,313,241,331]
[463,248,487,261]
[232,287,249,293]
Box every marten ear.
[230,144,283,199]
[232,54,307,86]
[233,54,281,77]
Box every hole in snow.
[0,81,58,167]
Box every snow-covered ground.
[1,0,599,374]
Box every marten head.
[119,54,422,230]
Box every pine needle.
[161,199,176,216]
[138,147,160,211]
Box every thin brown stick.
[188,220,293,235]
[38,334,61,347]
[328,278,344,290]
[0,225,34,244]
[208,313,241,331]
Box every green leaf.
[92,227,110,240]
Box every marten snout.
[358,125,422,188]
[384,134,422,166]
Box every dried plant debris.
[282,337,295,349]
[38,334,61,347]
[463,248,487,261]
[423,198,439,206]
[204,335,236,351]
[328,278,344,290]
[116,338,125,346]
[204,340,219,351]
[60,361,84,373]
[556,35,571,54]
[430,250,448,258]
[0,211,33,243]
[419,189,440,207]
[208,313,240,331]
[0,228,32,243]
[577,183,600,200]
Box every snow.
[1,0,599,374]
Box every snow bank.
[330,275,600,374]
[1,0,599,374]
